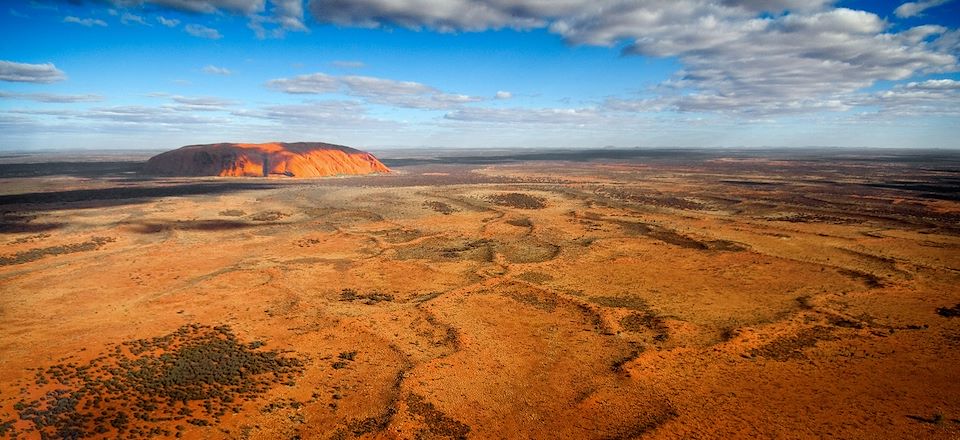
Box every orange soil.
[0,158,958,439]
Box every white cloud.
[332,60,366,68]
[266,72,484,109]
[495,91,512,100]
[185,23,222,39]
[894,0,952,18]
[120,12,149,25]
[444,106,601,124]
[0,60,67,83]
[306,1,959,116]
[0,91,103,103]
[63,16,108,27]
[202,65,232,75]
[169,95,238,109]
[156,16,180,27]
[232,100,396,127]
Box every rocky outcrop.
[144,142,390,177]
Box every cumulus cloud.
[63,16,107,27]
[266,72,483,109]
[894,0,951,18]
[0,91,103,103]
[202,65,232,75]
[156,15,179,27]
[0,60,67,83]
[855,78,960,116]
[62,0,305,36]
[306,1,959,116]
[185,23,222,39]
[494,91,512,100]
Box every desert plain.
[0,148,958,439]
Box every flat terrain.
[1,148,958,439]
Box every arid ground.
[0,148,958,439]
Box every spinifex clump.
[13,324,304,439]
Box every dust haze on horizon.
[1,0,959,151]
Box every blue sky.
[1,0,959,150]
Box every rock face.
[144,142,391,177]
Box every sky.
[1,0,959,151]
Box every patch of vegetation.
[515,272,554,284]
[12,324,305,439]
[9,232,50,244]
[589,295,651,312]
[0,236,114,266]
[748,326,836,361]
[340,288,394,305]
[218,209,246,217]
[611,350,641,373]
[249,211,287,222]
[423,201,458,215]
[936,304,960,318]
[620,312,669,342]
[496,238,560,263]
[506,290,558,312]
[612,219,744,251]
[837,268,884,288]
[411,291,444,304]
[487,193,546,209]
[505,217,533,228]
[406,394,470,440]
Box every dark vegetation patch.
[331,351,358,370]
[0,236,114,266]
[406,394,471,440]
[218,209,246,217]
[487,193,546,209]
[249,211,287,222]
[411,291,444,304]
[506,290,558,312]
[423,201,458,215]
[373,228,423,244]
[589,295,652,312]
[394,237,495,263]
[837,268,884,288]
[8,232,50,244]
[748,326,836,361]
[620,312,669,342]
[496,238,560,263]
[515,272,554,284]
[11,324,305,439]
[505,217,533,228]
[769,213,862,225]
[596,187,706,210]
[610,350,641,373]
[936,304,960,318]
[340,288,394,305]
[612,219,744,251]
[599,407,678,440]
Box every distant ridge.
[144,142,390,177]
